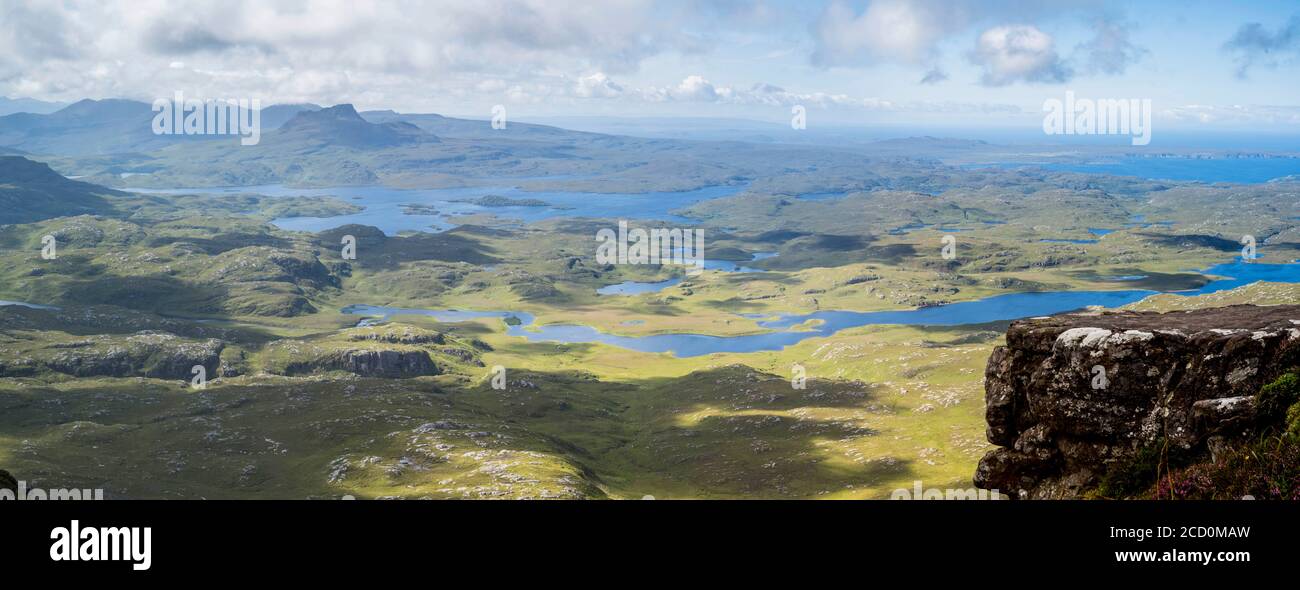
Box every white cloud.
[669,75,723,101]
[811,0,963,67]
[633,75,895,110]
[0,0,693,108]
[1161,104,1300,126]
[573,72,624,98]
[970,25,1071,86]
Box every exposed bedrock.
[975,304,1300,499]
[278,348,440,379]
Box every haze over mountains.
[0,97,65,117]
[1,95,1297,204]
[0,97,711,189]
[0,98,614,158]
[0,99,323,156]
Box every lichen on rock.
[974,304,1300,499]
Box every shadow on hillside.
[1,362,920,499]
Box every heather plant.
[1155,372,1300,499]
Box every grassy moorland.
[3,110,1300,498]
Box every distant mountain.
[0,99,325,156]
[260,103,323,129]
[868,136,991,148]
[273,104,432,148]
[360,110,588,140]
[0,97,66,117]
[524,115,783,141]
[61,104,445,187]
[53,102,674,189]
[0,156,122,223]
[0,99,160,155]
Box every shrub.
[1160,434,1300,499]
[1154,371,1300,500]
[1257,372,1300,424]
[1097,443,1169,499]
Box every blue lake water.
[0,300,59,310]
[1042,157,1300,183]
[597,277,685,296]
[595,252,779,295]
[889,223,933,235]
[127,178,1300,356]
[129,184,746,235]
[343,259,1300,358]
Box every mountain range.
[0,97,65,117]
[0,99,323,156]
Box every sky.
[1,0,1298,131]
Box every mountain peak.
[316,104,363,120]
[56,98,151,118]
[273,103,433,148]
[279,104,367,129]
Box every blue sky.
[1,0,1297,131]
[607,0,1300,128]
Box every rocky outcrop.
[975,304,1300,499]
[0,332,224,380]
[280,348,439,378]
[344,325,445,345]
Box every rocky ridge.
[975,304,1300,498]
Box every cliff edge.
[975,304,1300,499]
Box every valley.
[2,101,1300,499]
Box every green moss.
[1258,372,1300,424]
[1286,401,1300,439]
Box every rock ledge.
[975,304,1300,498]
